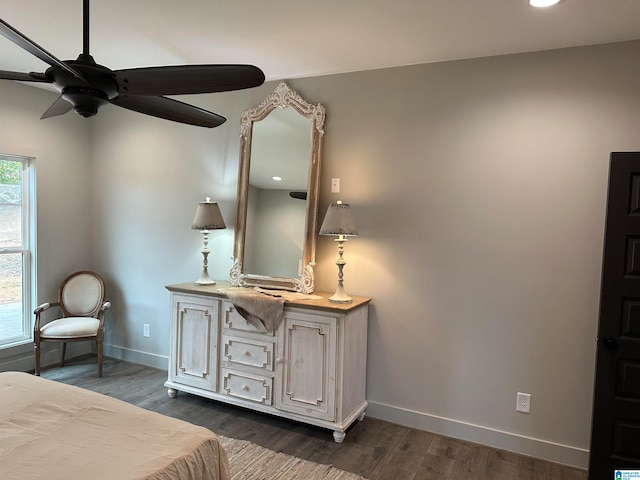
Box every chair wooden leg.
[34,341,41,376]
[97,340,103,378]
[60,342,67,367]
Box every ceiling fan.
[0,0,265,128]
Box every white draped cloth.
[220,287,321,333]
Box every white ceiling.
[1,0,640,82]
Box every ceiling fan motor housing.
[48,55,119,117]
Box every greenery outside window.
[0,155,35,348]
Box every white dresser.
[164,282,371,442]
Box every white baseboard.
[3,344,586,469]
[104,344,168,371]
[0,343,88,373]
[0,352,51,373]
[0,343,167,373]
[366,400,589,470]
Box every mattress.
[0,371,230,480]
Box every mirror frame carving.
[230,82,325,293]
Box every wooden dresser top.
[166,281,371,314]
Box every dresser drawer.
[222,301,273,335]
[221,368,272,405]
[222,335,274,371]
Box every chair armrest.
[97,301,111,329]
[34,301,60,333]
[34,302,59,315]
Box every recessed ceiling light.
[272,176,282,181]
[529,0,562,7]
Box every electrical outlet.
[143,324,150,338]
[516,392,531,414]
[331,177,340,193]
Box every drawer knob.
[242,384,250,391]
[275,357,283,364]
[243,350,251,356]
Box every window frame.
[0,153,36,350]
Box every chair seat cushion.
[40,317,100,338]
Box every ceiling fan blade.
[0,70,50,83]
[0,19,86,81]
[289,191,308,200]
[41,95,73,119]
[110,95,226,128]
[114,65,265,96]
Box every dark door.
[589,152,640,478]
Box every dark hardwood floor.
[38,356,587,480]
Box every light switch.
[331,178,340,193]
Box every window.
[0,155,35,348]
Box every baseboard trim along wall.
[366,401,589,470]
[0,351,56,373]
[102,347,588,469]
[104,344,168,371]
[0,343,89,374]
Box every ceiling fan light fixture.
[62,87,109,117]
[529,0,562,7]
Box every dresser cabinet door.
[169,294,219,391]
[276,311,337,421]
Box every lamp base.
[329,285,352,304]
[195,237,215,285]
[195,271,216,286]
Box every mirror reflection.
[231,82,325,293]
[244,107,311,278]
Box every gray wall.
[2,40,640,468]
[0,81,93,370]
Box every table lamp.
[319,201,358,303]
[191,197,226,285]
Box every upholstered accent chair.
[34,271,111,377]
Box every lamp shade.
[319,201,358,236]
[192,198,226,230]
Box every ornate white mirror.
[230,82,325,293]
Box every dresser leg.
[167,388,178,398]
[333,430,346,443]
[358,411,366,421]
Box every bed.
[0,372,230,480]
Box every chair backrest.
[58,271,106,318]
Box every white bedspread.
[0,372,230,480]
